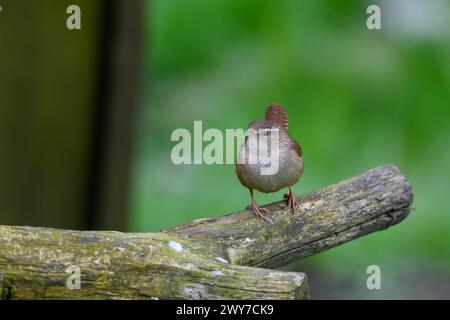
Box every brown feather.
[291,139,303,157]
[236,103,303,194]
[265,104,288,130]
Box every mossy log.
[0,165,413,300]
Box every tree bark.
[0,165,413,300]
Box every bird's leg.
[246,189,272,223]
[283,186,299,213]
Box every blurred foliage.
[129,0,450,298]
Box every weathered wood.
[0,228,308,300]
[169,164,413,268]
[0,165,413,300]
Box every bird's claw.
[246,204,273,224]
[258,207,269,214]
[245,205,268,213]
[285,192,299,213]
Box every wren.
[236,104,303,222]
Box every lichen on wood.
[0,164,413,300]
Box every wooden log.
[170,164,413,268]
[0,227,308,300]
[0,165,413,299]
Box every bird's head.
[247,119,281,137]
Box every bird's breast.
[236,145,303,193]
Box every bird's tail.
[265,104,288,129]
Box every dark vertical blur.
[87,0,143,230]
[0,0,143,230]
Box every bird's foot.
[245,204,273,224]
[283,192,299,213]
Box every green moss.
[0,276,16,300]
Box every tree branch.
[0,164,413,299]
[169,164,413,268]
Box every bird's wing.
[265,104,288,130]
[292,139,303,157]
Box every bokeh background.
[1,0,450,299]
[131,0,450,299]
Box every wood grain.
[0,165,413,299]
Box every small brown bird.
[236,104,304,221]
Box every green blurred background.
[130,0,450,298]
[1,0,449,299]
